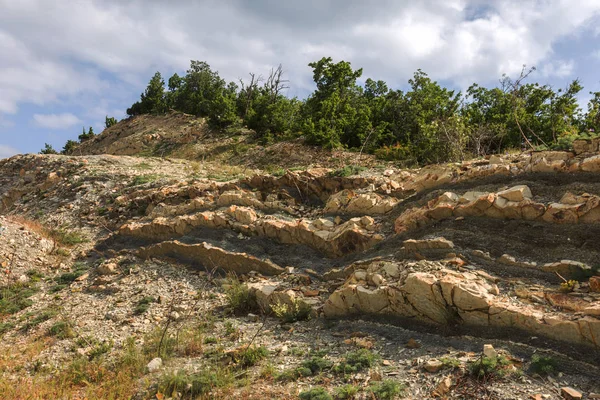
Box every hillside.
[71,112,386,171]
[1,124,600,398]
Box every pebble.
[146,357,163,373]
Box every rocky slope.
[1,145,600,399]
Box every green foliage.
[48,321,75,339]
[468,355,512,380]
[271,298,312,323]
[301,355,333,375]
[54,263,88,285]
[104,115,117,129]
[129,174,160,186]
[224,277,259,315]
[334,384,360,399]
[49,228,88,246]
[440,356,461,370]
[158,367,234,398]
[368,380,405,400]
[61,140,78,155]
[119,57,600,164]
[530,354,558,375]
[328,165,366,177]
[559,280,578,293]
[79,126,95,142]
[20,309,57,332]
[333,349,378,375]
[133,296,155,315]
[0,283,38,316]
[39,143,58,155]
[236,345,269,368]
[299,387,333,400]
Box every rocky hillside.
[1,145,600,399]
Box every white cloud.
[0,0,600,122]
[0,144,20,159]
[540,60,576,78]
[33,113,82,130]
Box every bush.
[468,355,511,379]
[158,367,234,398]
[236,345,269,368]
[0,283,38,316]
[530,354,558,376]
[133,296,155,315]
[368,379,405,400]
[328,165,366,177]
[334,384,360,399]
[224,277,259,315]
[333,349,378,375]
[299,387,333,400]
[48,321,75,339]
[302,356,333,375]
[271,298,312,323]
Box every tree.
[62,140,78,155]
[302,57,369,148]
[127,72,167,116]
[39,143,58,154]
[105,116,117,129]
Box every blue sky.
[2,0,600,158]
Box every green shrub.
[328,165,366,178]
[468,355,511,379]
[333,349,378,375]
[334,384,360,399]
[302,356,333,375]
[0,283,38,315]
[48,321,75,339]
[271,298,312,323]
[299,387,333,400]
[130,174,160,186]
[133,296,155,315]
[530,354,558,376]
[224,278,258,315]
[368,380,405,399]
[440,356,461,370]
[237,345,268,368]
[158,367,234,398]
[20,309,57,332]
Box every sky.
[2,0,600,159]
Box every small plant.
[468,355,512,380]
[271,298,312,323]
[133,296,155,315]
[0,282,38,315]
[440,356,461,370]
[26,269,44,282]
[334,384,360,399]
[48,321,75,339]
[368,379,405,400]
[0,321,15,336]
[299,387,333,400]
[130,174,160,186]
[204,336,218,344]
[49,228,87,246]
[530,354,558,376]
[20,309,57,332]
[333,349,378,375]
[302,355,333,375]
[158,367,234,398]
[328,165,366,178]
[236,345,269,368]
[559,280,578,293]
[54,262,88,285]
[88,340,113,361]
[224,277,259,315]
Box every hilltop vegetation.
[50,58,600,165]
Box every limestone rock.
[146,357,162,373]
[497,185,532,202]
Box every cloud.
[1,0,600,122]
[540,60,576,78]
[0,144,20,159]
[33,113,82,130]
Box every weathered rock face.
[137,240,284,276]
[120,206,382,258]
[323,260,600,348]
[324,190,399,214]
[395,185,600,234]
